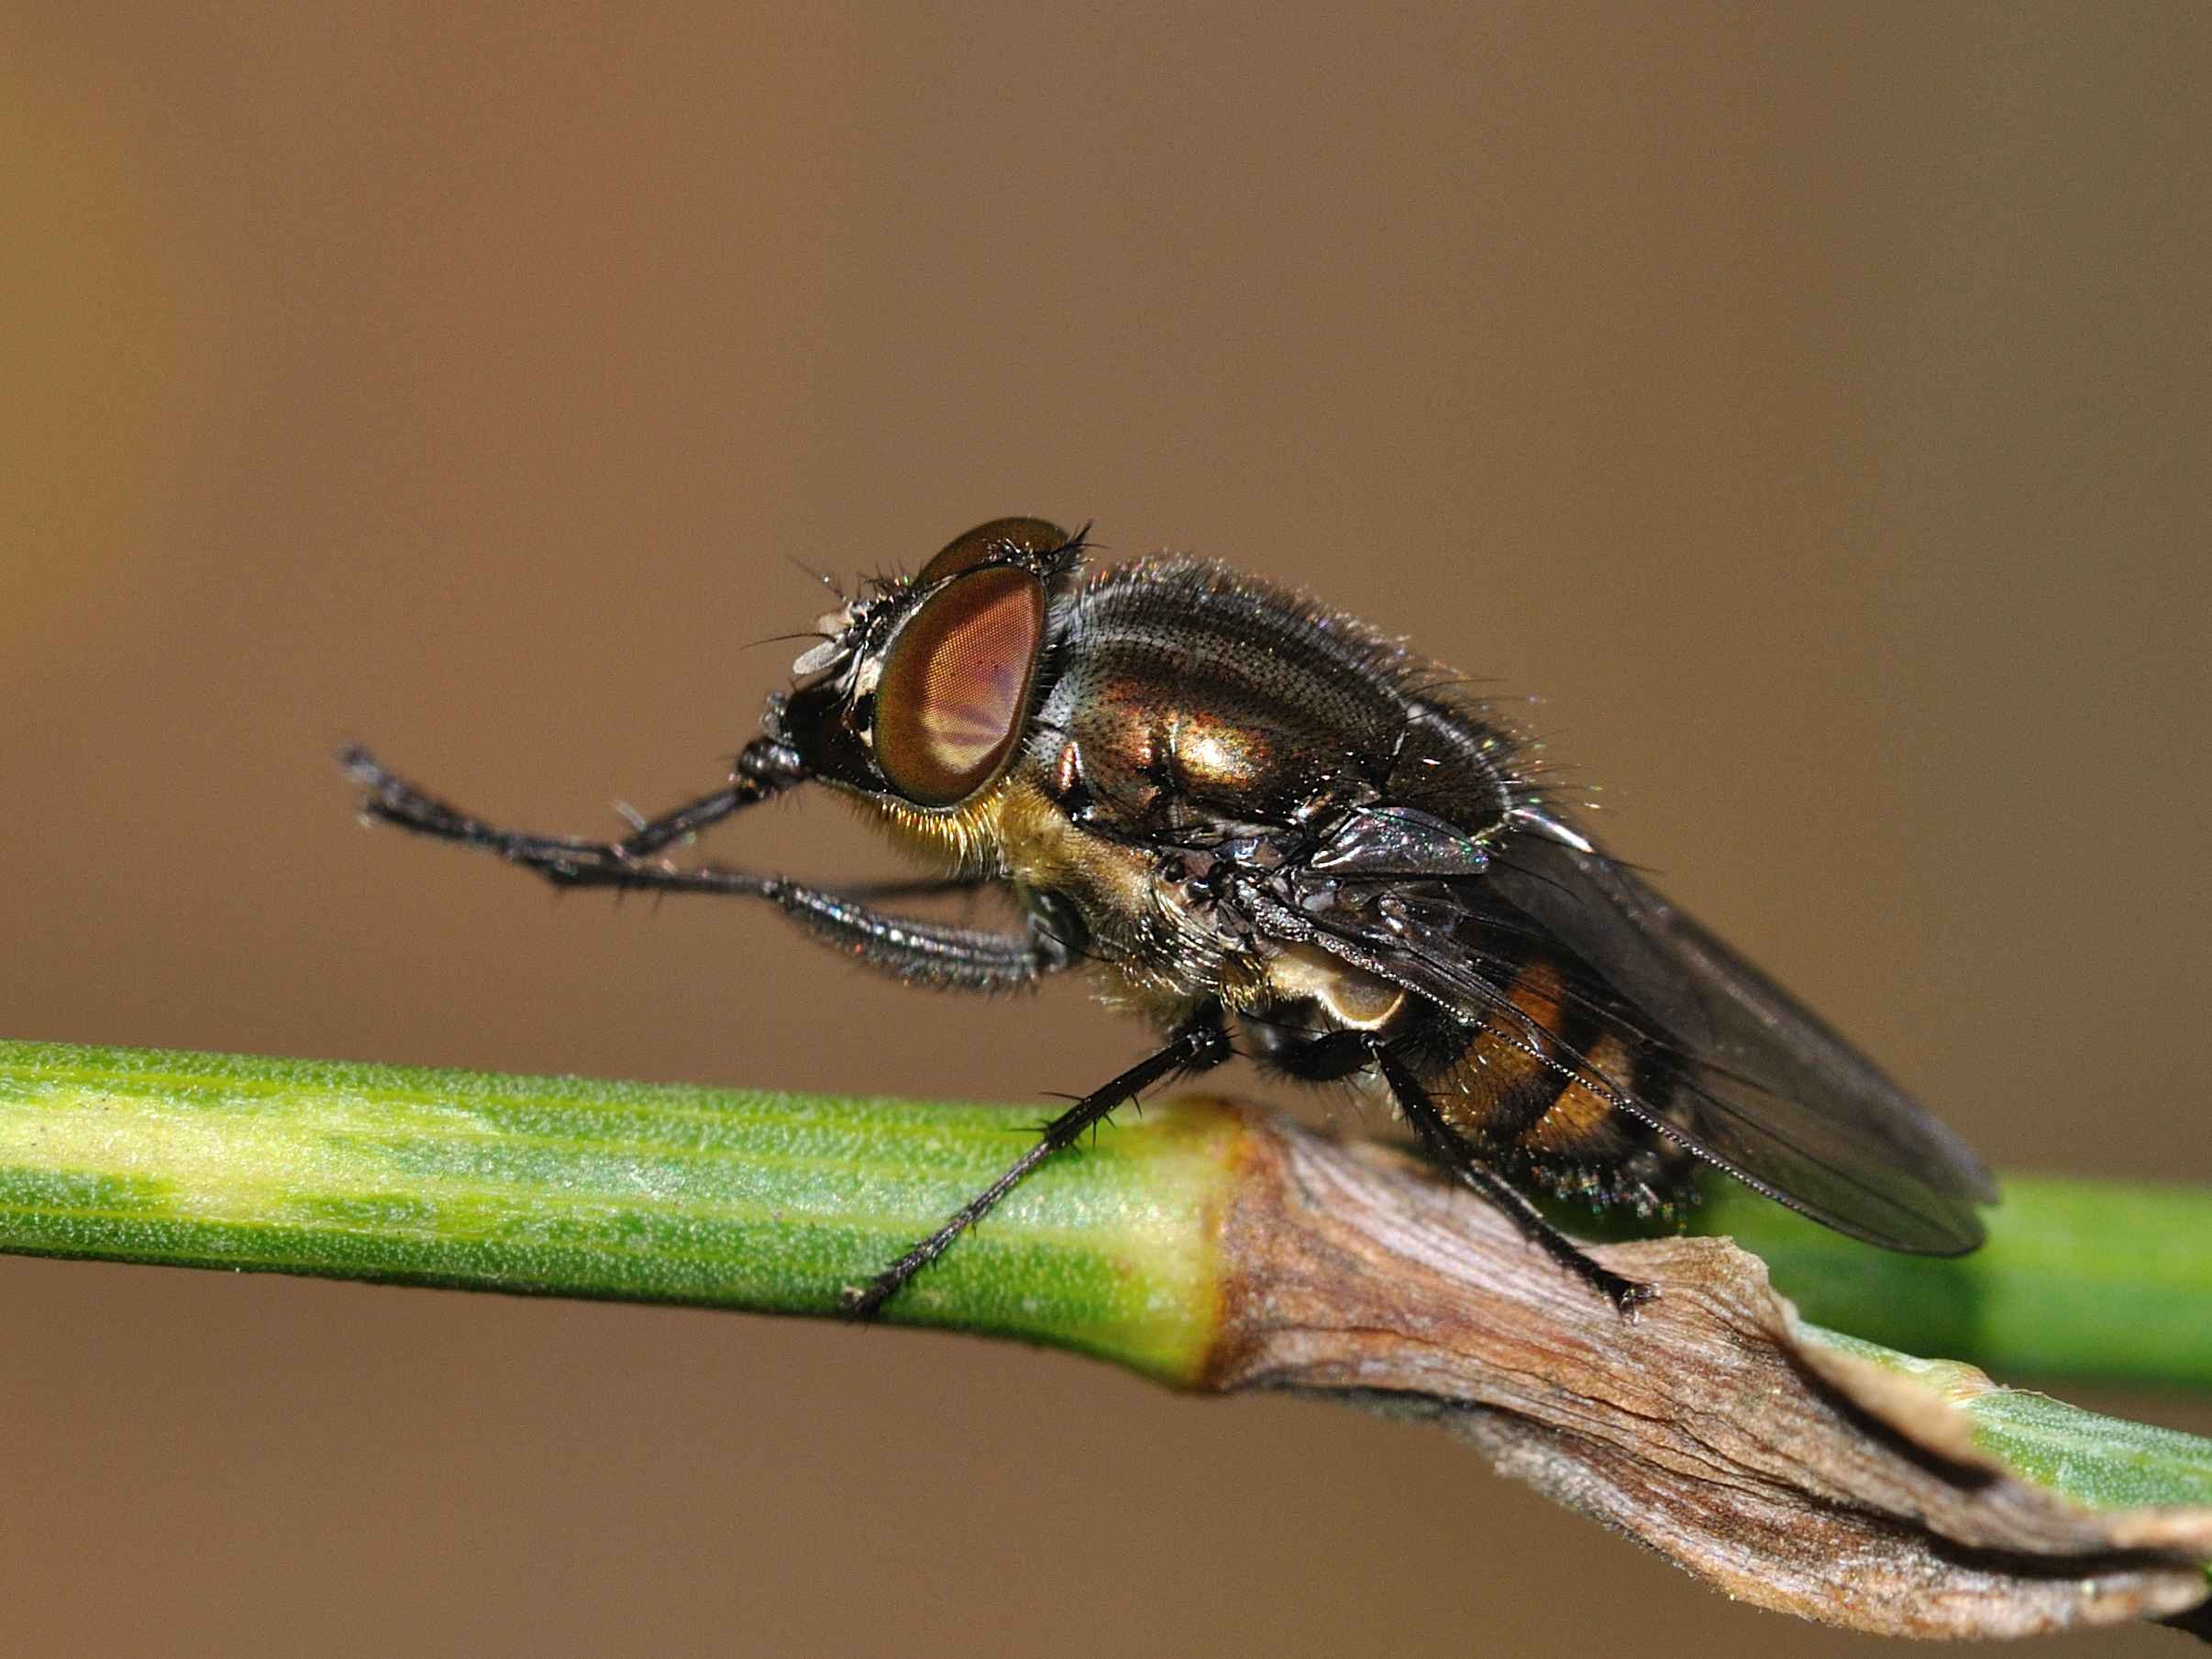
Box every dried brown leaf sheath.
[1200,1112,2212,1639]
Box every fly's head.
[759,518,1085,820]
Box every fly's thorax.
[1004,767,1272,1017]
[1035,558,1526,839]
[1038,561,1410,825]
[989,769,1153,918]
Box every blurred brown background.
[5,5,2209,1655]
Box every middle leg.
[842,1010,1234,1318]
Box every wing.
[1287,819,1996,1254]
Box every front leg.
[344,740,802,868]
[345,746,1062,992]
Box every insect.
[346,517,1996,1317]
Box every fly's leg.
[1271,1028,1657,1320]
[1381,1043,1658,1319]
[842,1012,1233,1319]
[343,745,1063,991]
[343,739,801,868]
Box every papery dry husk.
[1203,1113,2212,1639]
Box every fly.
[345,517,1996,1318]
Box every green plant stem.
[1,1039,2208,1393]
[1699,1176,2212,1391]
[0,1039,1241,1382]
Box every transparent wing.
[1289,827,1996,1255]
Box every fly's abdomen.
[1411,951,1687,1208]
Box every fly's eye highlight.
[916,517,1071,585]
[874,566,1047,807]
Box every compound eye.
[917,517,1071,584]
[875,567,1047,807]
